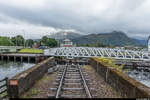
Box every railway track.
[49,64,96,98]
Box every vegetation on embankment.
[0,35,58,47]
[0,92,6,98]
[0,36,14,46]
[97,58,124,72]
[21,72,58,98]
[18,48,43,54]
[90,57,150,98]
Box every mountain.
[33,39,41,42]
[72,31,141,46]
[47,31,83,40]
[132,38,147,46]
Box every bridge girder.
[45,47,150,61]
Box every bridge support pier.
[35,57,39,64]
[14,56,16,62]
[7,56,10,61]
[21,57,23,62]
[1,56,3,61]
[28,57,30,63]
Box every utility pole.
[22,29,25,48]
[15,33,17,47]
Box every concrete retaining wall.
[8,57,55,98]
[89,57,150,98]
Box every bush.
[98,57,124,72]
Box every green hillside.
[72,31,140,46]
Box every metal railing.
[47,47,150,61]
[0,77,8,99]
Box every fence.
[0,77,8,99]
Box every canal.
[124,67,150,88]
[0,61,35,80]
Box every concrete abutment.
[89,57,150,98]
[8,57,55,98]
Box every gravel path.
[21,72,58,98]
[82,65,121,98]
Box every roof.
[63,39,71,42]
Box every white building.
[60,39,73,47]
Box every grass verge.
[21,72,57,98]
[18,48,43,54]
[0,92,7,98]
[97,57,124,72]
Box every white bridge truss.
[46,47,150,61]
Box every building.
[61,39,73,47]
[33,43,39,48]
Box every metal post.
[16,36,17,47]
[28,57,30,63]
[21,57,23,62]
[7,56,9,61]
[14,56,16,62]
[22,30,26,48]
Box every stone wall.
[8,57,55,98]
[90,57,150,98]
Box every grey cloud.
[0,0,150,39]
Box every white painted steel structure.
[0,46,23,53]
[46,47,150,61]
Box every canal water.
[125,67,150,88]
[0,61,35,80]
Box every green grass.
[21,72,58,98]
[22,88,41,98]
[98,57,124,72]
[18,48,43,54]
[0,92,7,98]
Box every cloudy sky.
[0,0,150,39]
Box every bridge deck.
[45,47,150,61]
[0,53,44,57]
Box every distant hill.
[47,31,83,40]
[72,31,141,46]
[132,38,147,46]
[33,39,40,42]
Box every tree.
[41,36,58,47]
[95,42,101,47]
[85,43,89,47]
[11,35,24,46]
[0,36,14,46]
[25,39,34,47]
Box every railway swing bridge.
[46,47,150,61]
[47,47,150,98]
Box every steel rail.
[78,66,92,98]
[55,66,67,98]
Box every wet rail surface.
[48,64,96,98]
